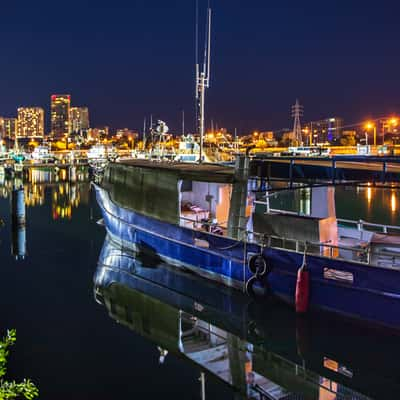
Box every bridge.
[250,155,400,183]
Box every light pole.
[365,122,376,146]
[128,136,134,152]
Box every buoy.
[295,246,310,313]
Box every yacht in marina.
[30,145,55,162]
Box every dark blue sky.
[1,0,400,134]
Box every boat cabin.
[179,180,232,234]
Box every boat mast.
[196,5,211,163]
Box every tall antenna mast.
[182,109,185,135]
[196,5,211,163]
[291,99,303,146]
[143,117,147,149]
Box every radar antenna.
[196,4,211,163]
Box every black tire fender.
[248,254,269,276]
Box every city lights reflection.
[366,186,372,204]
[0,166,89,220]
[391,192,397,213]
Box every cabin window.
[181,180,193,192]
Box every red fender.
[295,264,310,313]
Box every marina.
[1,0,400,398]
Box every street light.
[365,122,376,146]
[302,127,310,145]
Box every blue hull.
[95,184,400,331]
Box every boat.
[93,155,400,332]
[30,145,54,162]
[94,3,400,332]
[11,152,25,163]
[94,235,398,399]
[282,146,331,157]
[87,144,118,175]
[87,144,118,162]
[174,134,203,163]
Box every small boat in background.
[30,145,55,162]
[87,144,117,161]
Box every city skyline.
[1,1,400,134]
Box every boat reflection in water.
[94,236,400,399]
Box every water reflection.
[269,183,400,226]
[0,166,90,221]
[391,191,397,213]
[11,187,26,260]
[93,236,400,399]
[0,166,90,261]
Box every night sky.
[1,0,400,134]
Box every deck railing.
[179,213,400,268]
[337,218,400,235]
[255,199,400,236]
[247,230,374,264]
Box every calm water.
[269,184,400,226]
[0,171,230,399]
[0,169,399,399]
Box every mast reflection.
[93,236,394,400]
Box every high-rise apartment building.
[17,108,44,138]
[3,118,18,139]
[303,117,343,144]
[69,107,89,134]
[51,94,70,138]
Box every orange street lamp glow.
[365,122,374,130]
[390,118,398,126]
[365,122,377,146]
